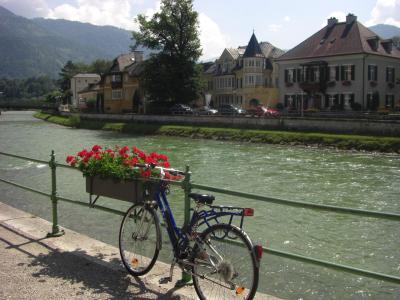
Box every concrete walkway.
[0,202,279,300]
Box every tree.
[58,61,78,104]
[133,0,202,104]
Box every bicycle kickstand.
[169,259,176,282]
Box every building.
[70,74,101,108]
[77,83,101,110]
[204,33,284,109]
[276,14,400,112]
[98,51,145,114]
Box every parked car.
[248,105,280,117]
[169,104,193,115]
[265,107,280,117]
[218,104,245,115]
[193,106,218,115]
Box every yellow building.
[204,33,284,109]
[99,52,145,114]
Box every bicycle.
[118,165,263,300]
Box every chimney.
[346,13,357,24]
[133,51,143,62]
[327,17,338,28]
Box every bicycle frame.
[151,182,250,258]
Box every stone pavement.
[0,202,279,300]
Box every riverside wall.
[60,112,400,136]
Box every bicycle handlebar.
[136,163,186,176]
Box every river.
[0,111,399,299]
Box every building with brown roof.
[276,14,400,113]
[204,33,284,109]
[98,51,145,113]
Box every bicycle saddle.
[188,193,215,205]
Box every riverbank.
[34,112,400,153]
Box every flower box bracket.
[89,194,100,208]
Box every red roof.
[277,21,400,61]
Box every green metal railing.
[0,150,399,286]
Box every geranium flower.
[92,145,102,152]
[66,155,74,163]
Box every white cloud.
[0,0,50,18]
[322,11,347,26]
[46,0,140,30]
[365,0,400,27]
[283,16,291,22]
[268,24,282,32]
[198,13,230,61]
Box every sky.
[1,0,399,61]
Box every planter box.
[86,176,157,203]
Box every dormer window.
[381,39,393,53]
[367,36,379,51]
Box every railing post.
[47,150,64,237]
[176,165,192,286]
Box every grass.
[33,112,400,153]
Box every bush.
[69,114,81,127]
[351,102,362,111]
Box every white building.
[70,73,101,107]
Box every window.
[368,65,378,81]
[329,66,339,81]
[112,74,122,82]
[386,94,395,109]
[313,67,320,82]
[285,69,296,83]
[386,67,395,83]
[341,65,355,81]
[245,75,255,86]
[112,89,122,100]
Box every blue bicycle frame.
[152,181,251,258]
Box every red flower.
[77,149,88,157]
[138,151,146,160]
[140,169,151,178]
[94,153,101,160]
[92,145,102,152]
[70,159,76,167]
[118,146,129,155]
[158,154,168,161]
[105,148,114,154]
[132,146,139,154]
[145,156,156,165]
[162,161,170,168]
[66,155,74,163]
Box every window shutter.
[325,95,329,107]
[393,69,396,83]
[284,69,288,83]
[340,94,344,109]
[374,66,378,81]
[284,95,289,107]
[368,65,371,81]
[293,69,297,82]
[340,66,345,80]
[351,65,355,80]
[335,66,339,81]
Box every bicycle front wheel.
[119,203,161,276]
[192,223,259,300]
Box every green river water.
[0,111,399,299]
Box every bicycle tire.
[119,203,161,276]
[192,223,259,300]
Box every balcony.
[299,81,327,93]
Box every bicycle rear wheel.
[192,223,259,300]
[119,203,161,276]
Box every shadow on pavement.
[0,223,180,299]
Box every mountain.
[369,24,400,39]
[0,6,138,79]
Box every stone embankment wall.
[60,112,400,136]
